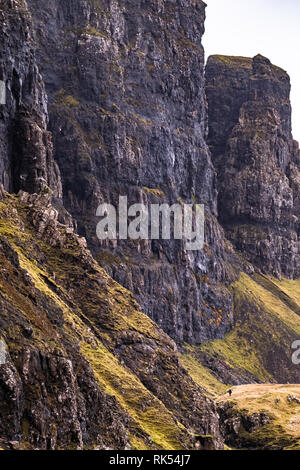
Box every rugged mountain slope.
[0,0,300,452]
[206,54,300,278]
[25,0,237,346]
[0,187,222,450]
[1,189,299,450]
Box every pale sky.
[203,0,300,142]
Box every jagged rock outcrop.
[23,0,238,345]
[206,54,300,278]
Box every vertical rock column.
[0,0,62,197]
[206,54,300,278]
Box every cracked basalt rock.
[218,401,271,448]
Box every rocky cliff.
[25,0,237,346]
[0,0,300,451]
[206,54,300,278]
[0,0,61,197]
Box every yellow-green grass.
[270,276,300,312]
[179,348,228,397]
[196,272,300,384]
[82,341,186,450]
[54,89,80,107]
[246,273,300,336]
[143,187,165,199]
[209,55,252,68]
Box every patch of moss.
[143,187,165,199]
[238,423,296,450]
[131,112,153,127]
[269,276,300,312]
[197,272,300,383]
[237,273,300,337]
[129,434,151,450]
[82,27,108,39]
[96,250,123,266]
[54,89,80,108]
[209,55,252,69]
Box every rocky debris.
[206,54,300,278]
[18,188,76,248]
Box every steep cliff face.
[206,54,300,278]
[1,0,300,452]
[0,0,62,197]
[0,0,233,451]
[23,0,238,346]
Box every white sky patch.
[204,0,300,142]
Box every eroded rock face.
[25,0,237,345]
[0,0,62,197]
[206,54,300,278]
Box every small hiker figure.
[228,389,232,397]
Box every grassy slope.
[179,347,228,397]
[180,272,300,396]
